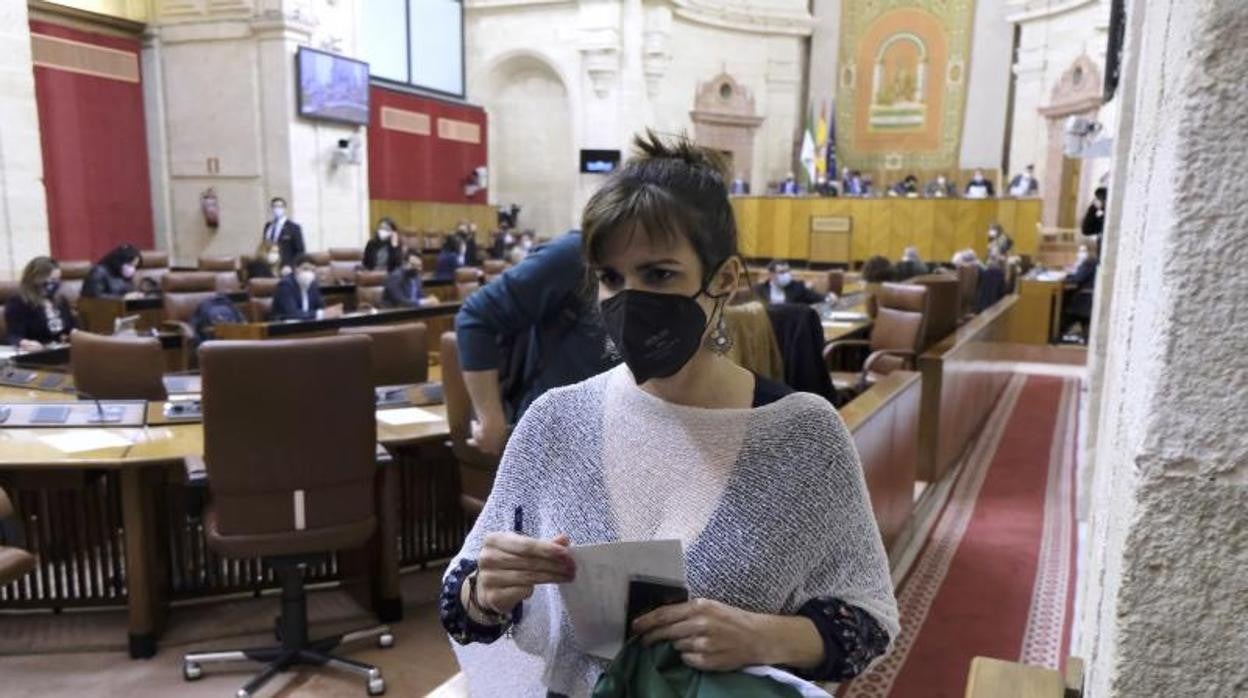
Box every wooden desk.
[965,656,1065,698]
[76,296,165,334]
[214,302,461,341]
[732,196,1042,265]
[0,384,453,658]
[1007,278,1065,344]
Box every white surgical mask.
[776,272,792,287]
[272,206,285,219]
[378,229,392,240]
[266,251,281,265]
[121,263,137,279]
[296,270,315,288]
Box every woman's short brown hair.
[582,130,738,285]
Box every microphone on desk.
[76,390,122,424]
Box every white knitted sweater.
[448,365,899,697]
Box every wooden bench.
[965,656,1084,698]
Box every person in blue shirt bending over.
[454,231,619,454]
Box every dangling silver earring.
[706,309,732,355]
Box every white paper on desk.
[558,539,685,660]
[39,431,132,453]
[829,311,869,323]
[376,407,441,426]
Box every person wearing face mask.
[5,256,76,350]
[82,243,143,299]
[964,169,995,198]
[434,235,467,281]
[441,131,897,697]
[1062,245,1099,339]
[924,173,957,198]
[755,260,824,305]
[382,249,439,308]
[260,196,305,272]
[270,254,340,321]
[987,223,1013,257]
[363,217,403,272]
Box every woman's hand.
[467,532,575,620]
[17,339,42,353]
[633,598,766,671]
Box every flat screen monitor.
[580,149,621,174]
[297,46,370,126]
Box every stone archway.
[480,53,575,235]
[1039,55,1103,226]
[689,73,764,182]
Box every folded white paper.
[558,539,685,660]
[39,431,132,454]
[376,407,442,426]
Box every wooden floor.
[0,569,460,697]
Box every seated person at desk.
[925,174,957,198]
[894,246,929,280]
[382,249,439,308]
[5,256,75,350]
[82,243,143,299]
[434,235,467,281]
[756,261,828,305]
[988,223,1014,257]
[964,169,995,199]
[890,174,919,197]
[1008,164,1040,197]
[1062,245,1099,340]
[270,254,342,321]
[363,217,403,272]
[441,133,898,696]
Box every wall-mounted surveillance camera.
[1064,116,1110,158]
[331,134,363,167]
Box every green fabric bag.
[592,639,803,698]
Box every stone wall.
[1078,0,1248,694]
[465,0,810,236]
[0,1,51,279]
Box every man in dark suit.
[1008,164,1040,197]
[261,196,305,272]
[271,254,339,320]
[778,172,800,195]
[755,261,828,305]
[383,249,439,308]
[964,169,995,198]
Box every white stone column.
[0,1,50,278]
[1078,1,1248,695]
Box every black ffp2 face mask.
[600,285,724,385]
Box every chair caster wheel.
[183,661,203,681]
[367,677,386,695]
[378,633,394,649]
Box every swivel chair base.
[182,560,395,697]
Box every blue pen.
[514,505,523,536]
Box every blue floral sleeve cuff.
[790,597,890,681]
[439,558,523,645]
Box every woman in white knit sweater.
[440,131,899,697]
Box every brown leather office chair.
[0,280,18,341]
[440,332,501,516]
[135,250,169,288]
[482,260,506,276]
[825,282,929,394]
[163,272,218,293]
[339,323,428,387]
[58,260,92,308]
[456,281,480,301]
[330,261,359,284]
[355,271,387,309]
[957,263,980,322]
[454,267,482,284]
[69,329,168,400]
[908,273,960,350]
[183,335,392,696]
[0,487,35,586]
[198,255,238,272]
[247,277,279,322]
[330,247,363,262]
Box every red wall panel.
[31,21,154,262]
[368,85,488,205]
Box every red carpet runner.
[842,374,1079,698]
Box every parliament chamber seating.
[183,335,393,696]
[329,247,363,284]
[58,260,91,308]
[355,271,387,308]
[455,281,480,301]
[957,264,980,321]
[482,259,507,284]
[69,329,168,401]
[0,280,18,340]
[246,277,279,321]
[339,322,429,387]
[197,255,237,272]
[306,251,333,284]
[909,273,961,350]
[0,487,35,586]
[826,283,930,394]
[135,250,169,288]
[439,332,501,517]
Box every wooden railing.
[917,295,1018,482]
